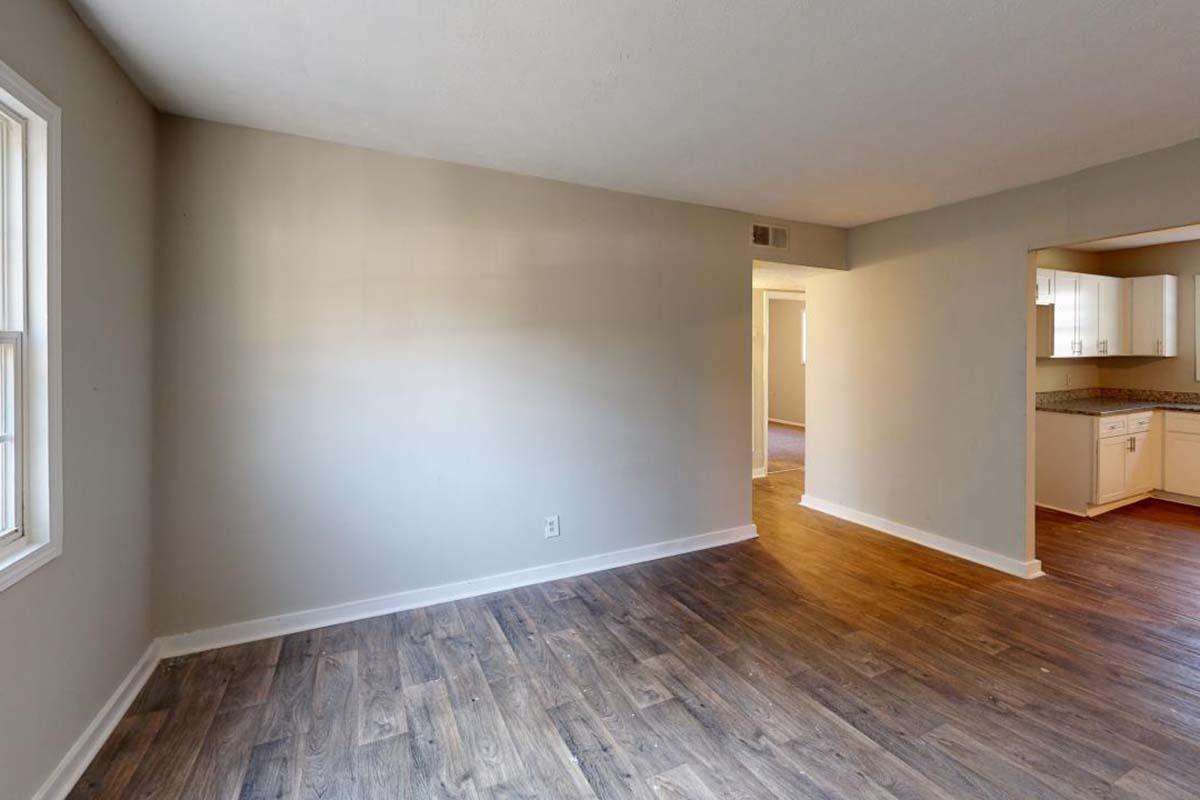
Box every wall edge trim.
[157,522,758,658]
[799,495,1044,579]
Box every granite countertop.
[1036,399,1200,416]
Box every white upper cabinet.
[1130,275,1178,357]
[1045,270,1107,358]
[1035,269,1055,306]
[1038,269,1174,359]
[1096,275,1129,356]
[1051,271,1081,357]
[1075,273,1100,357]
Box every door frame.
[760,290,806,476]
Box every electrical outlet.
[543,515,561,539]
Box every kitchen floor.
[1036,497,1200,619]
[767,421,805,473]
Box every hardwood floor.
[767,422,805,473]
[69,471,1200,799]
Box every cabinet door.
[1125,432,1155,494]
[1130,275,1177,356]
[1097,276,1128,355]
[1094,436,1129,504]
[1053,272,1080,357]
[1164,432,1200,496]
[1075,273,1100,357]
[1035,269,1055,306]
[1162,275,1178,356]
[1130,276,1161,355]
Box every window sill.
[0,537,60,592]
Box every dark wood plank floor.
[767,422,805,473]
[70,471,1200,799]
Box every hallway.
[767,421,805,473]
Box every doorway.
[1030,223,1200,588]
[752,260,838,482]
[764,292,806,474]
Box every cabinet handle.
[1128,436,1135,452]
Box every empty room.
[4,1,1200,799]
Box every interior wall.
[816,136,1200,566]
[153,116,845,636]
[0,2,156,799]
[768,298,806,424]
[1096,239,1200,392]
[752,288,766,474]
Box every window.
[0,100,26,555]
[0,58,61,592]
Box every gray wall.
[768,298,806,423]
[0,2,156,798]
[752,288,765,474]
[812,137,1200,566]
[153,116,843,635]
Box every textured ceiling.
[71,0,1200,227]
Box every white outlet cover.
[544,515,561,538]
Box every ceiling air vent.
[751,223,789,249]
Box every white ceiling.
[70,0,1200,227]
[1069,223,1200,252]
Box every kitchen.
[1035,225,1200,518]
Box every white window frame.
[0,58,62,592]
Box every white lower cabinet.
[1092,413,1158,506]
[1127,431,1156,495]
[1038,409,1200,515]
[1164,412,1200,497]
[1094,434,1130,504]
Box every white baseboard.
[1035,502,1088,517]
[158,522,758,658]
[800,495,1043,579]
[1153,490,1200,509]
[752,467,768,479]
[1038,490,1197,518]
[1084,492,1154,517]
[32,640,161,800]
[768,418,805,428]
